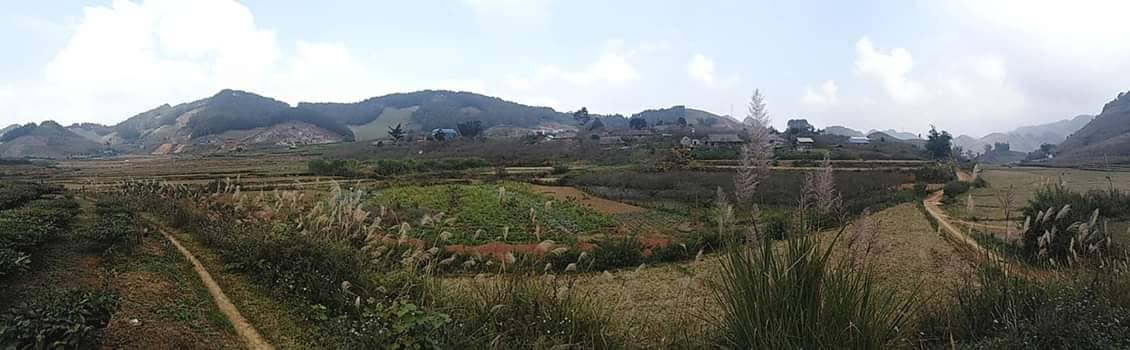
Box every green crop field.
[369,181,616,244]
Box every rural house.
[680,136,703,147]
[848,136,870,144]
[430,128,458,140]
[706,133,744,146]
[796,137,815,150]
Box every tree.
[785,119,815,135]
[925,125,953,160]
[629,117,648,129]
[572,107,591,126]
[457,120,484,138]
[676,117,687,127]
[589,118,605,131]
[735,89,774,203]
[387,123,406,141]
[982,144,993,155]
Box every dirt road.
[922,190,1006,264]
[157,227,274,350]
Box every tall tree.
[925,125,953,160]
[572,107,591,126]
[457,120,484,138]
[589,118,605,131]
[387,123,405,141]
[735,89,774,203]
[629,117,648,129]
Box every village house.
[848,136,871,145]
[706,133,744,146]
[796,137,815,150]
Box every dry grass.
[441,202,973,348]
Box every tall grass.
[710,232,919,349]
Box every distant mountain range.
[823,126,921,140]
[953,115,1094,153]
[0,89,740,158]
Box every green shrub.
[0,198,79,250]
[88,197,144,251]
[943,180,971,199]
[444,276,622,349]
[0,248,31,277]
[308,159,357,176]
[591,237,643,270]
[759,210,794,240]
[914,164,956,183]
[550,163,570,175]
[972,176,989,188]
[324,300,451,349]
[913,181,928,196]
[711,234,919,349]
[917,265,1130,349]
[0,289,118,349]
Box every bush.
[943,180,971,199]
[914,164,956,183]
[371,158,490,176]
[591,237,643,271]
[308,159,357,177]
[0,248,31,277]
[760,210,794,240]
[0,198,79,251]
[711,234,919,349]
[550,163,570,175]
[972,176,989,188]
[913,181,928,196]
[0,289,118,349]
[917,265,1130,349]
[88,197,144,251]
[444,276,622,349]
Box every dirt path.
[956,168,974,182]
[156,227,274,350]
[923,191,1006,265]
[530,184,645,214]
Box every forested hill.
[298,90,572,131]
[114,89,354,145]
[1052,91,1130,164]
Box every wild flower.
[734,89,774,203]
[801,154,841,218]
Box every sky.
[2,0,1129,137]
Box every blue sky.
[2,0,1129,136]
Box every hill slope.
[953,115,1094,153]
[0,121,107,158]
[299,90,573,140]
[113,89,353,149]
[1052,92,1130,164]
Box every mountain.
[626,105,740,129]
[1051,92,1130,164]
[299,90,574,141]
[113,89,354,151]
[867,129,920,140]
[0,121,107,158]
[824,126,864,137]
[953,115,1094,153]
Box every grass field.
[347,106,418,141]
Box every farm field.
[4,153,1130,349]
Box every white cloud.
[687,54,715,85]
[503,44,638,91]
[0,0,393,126]
[853,37,926,104]
[801,80,839,106]
[801,37,1030,135]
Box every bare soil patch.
[530,184,645,214]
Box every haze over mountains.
[2,87,1129,165]
[0,89,740,158]
[952,115,1095,153]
